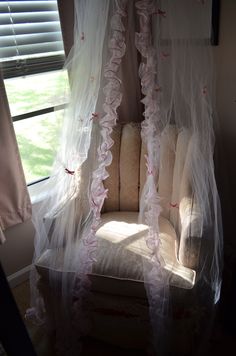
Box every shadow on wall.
[215,130,236,335]
[213,0,236,337]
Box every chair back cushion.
[104,123,191,231]
[170,128,191,234]
[158,126,177,220]
[119,123,141,211]
[104,123,141,212]
[103,125,121,211]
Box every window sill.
[28,179,51,205]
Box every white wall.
[0,220,34,276]
[215,0,236,131]
[214,0,236,252]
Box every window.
[0,0,70,184]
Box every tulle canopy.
[28,1,223,355]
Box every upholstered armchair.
[35,122,204,354]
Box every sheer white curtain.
[28,1,223,354]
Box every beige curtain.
[0,72,32,244]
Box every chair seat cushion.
[35,212,196,298]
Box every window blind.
[0,0,65,78]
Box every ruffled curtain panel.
[27,1,223,355]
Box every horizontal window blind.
[0,0,65,78]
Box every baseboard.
[7,265,31,288]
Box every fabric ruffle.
[135,0,170,351]
[71,0,128,337]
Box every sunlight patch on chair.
[98,220,148,243]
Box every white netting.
[28,1,223,355]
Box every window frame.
[1,0,67,186]
[7,71,68,186]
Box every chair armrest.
[178,197,203,270]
